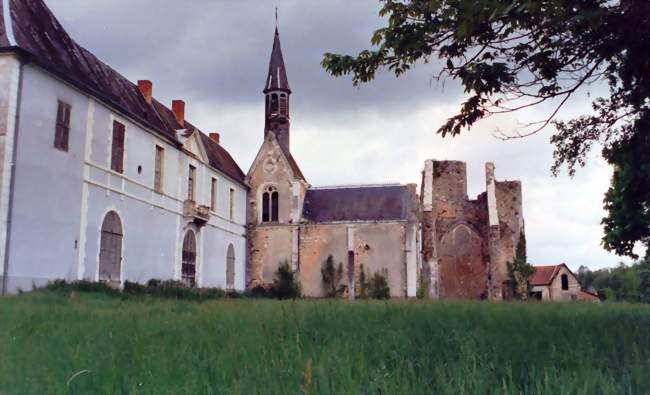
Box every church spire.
[264,21,291,153]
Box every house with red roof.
[530,264,600,302]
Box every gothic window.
[561,274,569,290]
[111,121,125,173]
[181,230,197,287]
[99,211,122,285]
[54,100,71,151]
[226,244,235,289]
[261,186,279,223]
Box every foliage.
[321,255,346,298]
[357,265,391,299]
[271,261,301,300]
[416,272,430,299]
[2,294,650,393]
[43,279,243,301]
[577,257,650,303]
[321,0,650,258]
[506,234,535,300]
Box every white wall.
[2,64,247,292]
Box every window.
[561,274,569,290]
[261,186,279,223]
[270,93,278,114]
[181,230,197,287]
[279,93,288,115]
[229,188,235,221]
[187,165,196,201]
[154,145,164,193]
[99,211,122,285]
[210,177,218,211]
[54,100,71,151]
[226,244,235,289]
[111,120,125,173]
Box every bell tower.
[263,26,291,153]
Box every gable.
[247,132,305,184]
[183,131,208,163]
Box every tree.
[322,0,650,258]
[506,234,535,300]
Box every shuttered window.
[54,101,71,151]
[188,165,196,201]
[111,121,125,173]
[229,188,235,221]
[210,177,218,211]
[154,145,164,193]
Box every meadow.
[0,291,649,394]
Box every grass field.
[1,292,649,394]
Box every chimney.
[137,80,153,103]
[172,100,185,126]
[209,132,220,144]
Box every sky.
[46,0,640,270]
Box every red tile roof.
[530,264,566,286]
[0,0,245,184]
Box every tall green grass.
[0,292,648,394]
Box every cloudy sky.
[47,0,638,270]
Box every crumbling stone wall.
[420,159,524,300]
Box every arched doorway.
[99,211,122,285]
[181,230,197,287]
[226,244,235,289]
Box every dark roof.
[530,264,574,286]
[0,0,245,184]
[302,185,414,223]
[198,133,246,183]
[263,28,290,93]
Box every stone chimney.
[172,100,185,126]
[137,80,153,104]
[209,132,220,144]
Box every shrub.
[416,273,430,299]
[368,269,391,300]
[271,261,301,299]
[321,255,345,298]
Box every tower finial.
[275,6,278,31]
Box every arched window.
[271,191,279,221]
[261,186,279,223]
[226,244,235,289]
[99,211,122,285]
[182,230,197,287]
[270,93,279,114]
[561,273,569,290]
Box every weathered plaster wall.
[548,266,581,301]
[3,64,247,292]
[247,225,293,286]
[297,222,408,298]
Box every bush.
[271,261,301,299]
[321,255,346,298]
[417,273,430,299]
[357,266,390,300]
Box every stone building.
[246,29,419,298]
[530,264,600,302]
[420,160,525,300]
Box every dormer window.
[261,186,279,222]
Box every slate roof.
[0,0,246,184]
[302,185,414,223]
[264,28,290,93]
[281,145,306,181]
[530,264,571,286]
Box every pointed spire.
[264,23,290,93]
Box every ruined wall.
[298,222,409,298]
[491,180,524,298]
[428,161,490,299]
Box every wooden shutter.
[111,121,125,173]
[54,101,71,151]
[154,146,164,192]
